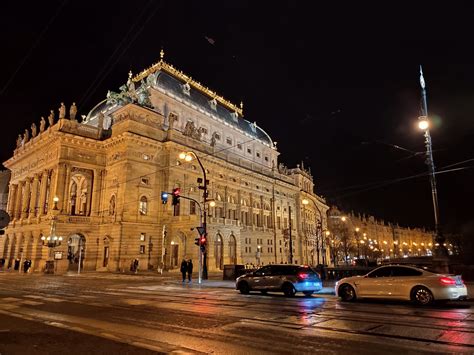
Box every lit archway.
[67,234,86,271]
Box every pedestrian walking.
[180,258,187,282]
[187,259,193,282]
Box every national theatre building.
[1,51,329,273]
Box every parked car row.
[236,264,468,305]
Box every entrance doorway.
[171,244,179,268]
[68,234,86,271]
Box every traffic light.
[171,188,180,205]
[200,234,207,252]
[161,191,168,204]
[194,237,200,246]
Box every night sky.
[2,1,474,233]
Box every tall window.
[139,196,148,215]
[173,200,180,216]
[190,201,196,215]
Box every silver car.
[335,265,468,305]
[236,264,323,297]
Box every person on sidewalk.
[187,259,193,282]
[180,259,187,282]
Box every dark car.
[236,264,323,297]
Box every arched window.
[109,195,116,216]
[139,196,148,215]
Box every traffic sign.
[196,227,206,236]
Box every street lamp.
[301,198,309,265]
[40,196,63,274]
[40,197,63,248]
[179,151,210,282]
[354,227,360,259]
[418,66,447,257]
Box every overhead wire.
[78,0,162,109]
[331,166,472,200]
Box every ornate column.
[14,182,23,219]
[90,169,103,217]
[21,178,31,219]
[29,174,40,218]
[38,169,49,216]
[63,164,71,213]
[53,163,67,212]
[236,189,242,225]
[6,183,18,218]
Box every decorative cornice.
[132,59,243,117]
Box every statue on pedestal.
[70,102,77,121]
[39,117,46,133]
[16,134,22,148]
[59,102,66,119]
[23,129,30,144]
[48,110,55,127]
[31,123,37,138]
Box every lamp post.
[418,66,447,257]
[355,227,360,259]
[179,151,212,281]
[301,199,308,265]
[323,230,330,266]
[40,197,63,273]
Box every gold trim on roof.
[133,58,243,116]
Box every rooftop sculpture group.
[106,71,152,108]
[15,102,79,150]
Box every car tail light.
[439,277,456,285]
[297,273,309,280]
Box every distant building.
[327,206,434,265]
[0,53,328,273]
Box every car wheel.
[282,283,296,297]
[339,284,356,302]
[303,291,313,297]
[239,282,250,294]
[411,286,434,305]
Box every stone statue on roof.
[183,121,195,137]
[48,110,55,127]
[59,102,66,119]
[16,134,22,148]
[210,132,217,147]
[23,129,29,144]
[167,112,177,131]
[70,102,77,121]
[31,123,37,138]
[137,80,152,107]
[39,117,46,133]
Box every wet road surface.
[0,272,472,354]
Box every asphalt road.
[0,272,472,354]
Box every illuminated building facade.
[0,52,328,273]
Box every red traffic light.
[172,188,181,196]
[200,236,206,244]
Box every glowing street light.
[417,66,446,257]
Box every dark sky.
[1,1,474,232]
